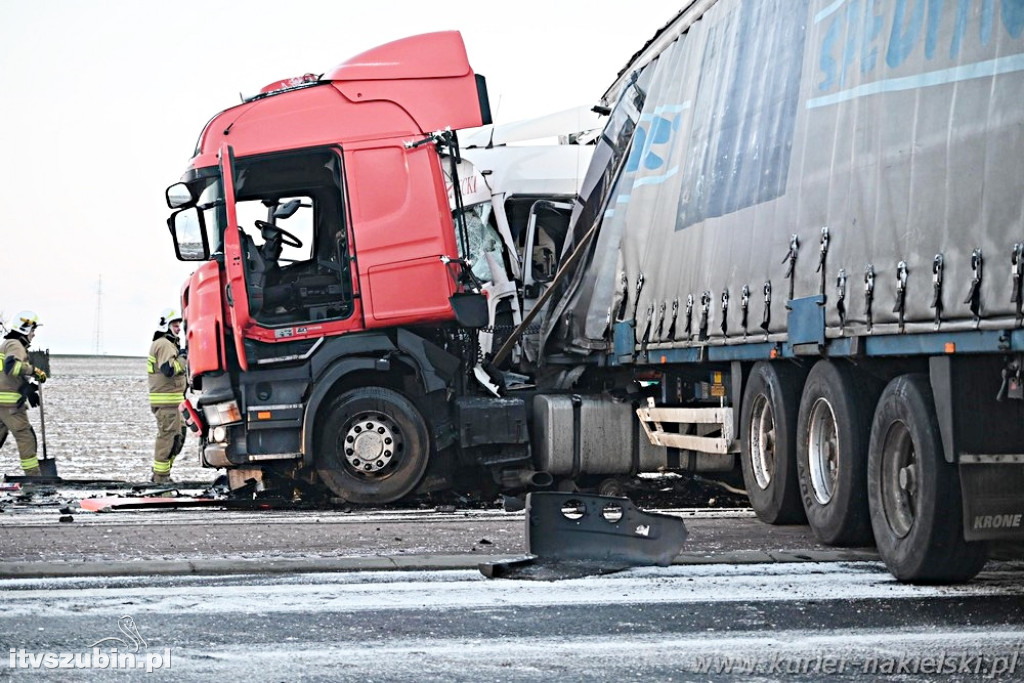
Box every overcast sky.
[0,0,682,356]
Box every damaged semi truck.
[166,1,1024,583]
[165,32,607,505]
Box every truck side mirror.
[168,207,211,261]
[166,182,196,209]
[449,293,488,329]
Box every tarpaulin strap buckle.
[684,294,694,340]
[720,289,730,336]
[893,260,908,331]
[666,298,679,341]
[616,272,630,321]
[760,281,772,336]
[640,302,654,350]
[931,253,944,329]
[654,300,667,340]
[1011,243,1023,325]
[782,234,799,301]
[698,291,711,342]
[740,284,751,337]
[964,248,983,326]
[631,272,646,324]
[836,269,847,329]
[864,265,875,331]
[816,226,830,295]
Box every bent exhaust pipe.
[502,469,554,489]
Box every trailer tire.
[740,361,807,524]
[867,374,988,583]
[796,361,880,546]
[316,387,430,504]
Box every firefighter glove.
[33,368,47,383]
[26,384,40,408]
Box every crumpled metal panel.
[478,492,688,579]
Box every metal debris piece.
[479,492,688,580]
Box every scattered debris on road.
[480,492,688,580]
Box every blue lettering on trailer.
[812,0,1024,108]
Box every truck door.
[522,199,573,316]
[218,143,253,371]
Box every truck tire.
[796,361,879,546]
[316,387,431,504]
[867,374,988,583]
[740,361,807,524]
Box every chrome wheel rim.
[807,397,839,505]
[749,394,776,490]
[342,411,403,475]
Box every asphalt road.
[3,484,1024,680]
[3,562,1024,681]
[0,499,873,575]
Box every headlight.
[202,400,242,427]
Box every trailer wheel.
[740,361,807,524]
[796,361,879,546]
[316,387,430,504]
[867,374,988,583]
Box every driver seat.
[241,232,268,314]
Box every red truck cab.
[170,31,490,374]
[163,32,518,503]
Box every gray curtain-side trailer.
[531,0,1024,582]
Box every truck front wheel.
[867,374,988,583]
[316,387,431,504]
[740,361,807,524]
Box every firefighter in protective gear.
[0,311,46,476]
[148,308,187,483]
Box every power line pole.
[94,275,103,355]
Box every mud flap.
[479,492,688,579]
[960,461,1024,541]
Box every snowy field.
[0,356,213,483]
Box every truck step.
[636,398,739,455]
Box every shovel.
[26,349,58,478]
[35,383,59,478]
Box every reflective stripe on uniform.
[149,392,183,406]
[152,460,172,474]
[0,391,22,405]
[20,456,39,471]
[173,359,184,375]
[147,355,157,374]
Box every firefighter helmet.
[157,308,183,333]
[12,311,41,335]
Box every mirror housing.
[166,182,196,209]
[168,207,210,261]
[273,198,304,220]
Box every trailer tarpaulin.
[550,0,1024,356]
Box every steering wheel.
[254,220,303,249]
